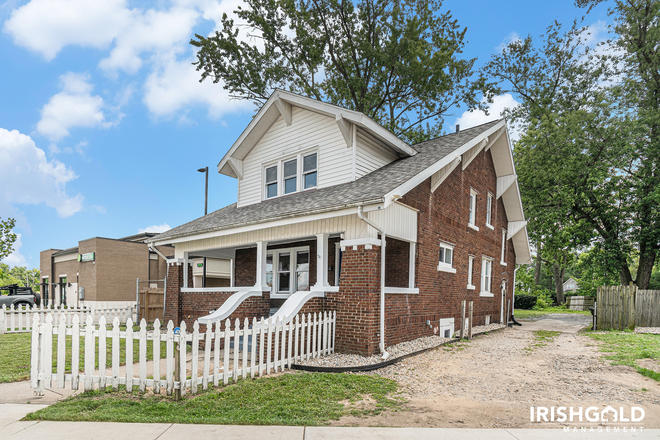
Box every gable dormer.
[218,90,417,208]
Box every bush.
[515,294,538,310]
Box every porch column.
[230,258,234,288]
[183,252,189,288]
[255,241,268,290]
[314,233,329,288]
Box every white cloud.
[36,72,120,142]
[143,51,250,118]
[0,128,83,217]
[496,31,521,52]
[3,0,132,61]
[139,223,171,233]
[455,94,522,142]
[99,6,200,74]
[2,233,27,266]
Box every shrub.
[515,294,538,310]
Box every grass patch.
[0,333,33,382]
[515,307,591,319]
[588,331,660,381]
[0,329,167,383]
[524,330,560,352]
[24,372,400,425]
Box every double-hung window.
[265,165,278,199]
[264,151,318,199]
[437,242,456,273]
[501,229,507,265]
[303,153,317,189]
[486,193,494,229]
[468,188,479,230]
[480,257,493,297]
[283,159,297,194]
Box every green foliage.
[0,263,40,292]
[24,373,400,425]
[0,217,17,261]
[514,294,538,310]
[190,0,494,144]
[483,0,660,289]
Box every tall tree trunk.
[620,263,633,286]
[636,246,657,289]
[553,265,565,305]
[534,247,542,287]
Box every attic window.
[284,159,297,194]
[265,166,278,199]
[303,153,317,189]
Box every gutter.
[357,205,389,360]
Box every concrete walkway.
[2,404,658,439]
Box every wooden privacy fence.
[567,296,595,311]
[0,303,135,334]
[138,288,164,323]
[30,311,336,395]
[596,286,660,330]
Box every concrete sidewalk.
[2,404,658,440]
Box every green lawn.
[23,372,401,425]
[0,329,167,383]
[514,307,591,319]
[587,331,660,381]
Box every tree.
[0,217,17,261]
[0,263,40,291]
[190,0,492,144]
[483,11,658,289]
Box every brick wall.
[385,237,409,288]
[380,146,517,347]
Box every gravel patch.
[634,327,660,334]
[297,323,505,368]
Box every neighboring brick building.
[149,90,531,356]
[39,233,177,307]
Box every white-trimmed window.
[437,242,456,273]
[500,229,507,265]
[283,159,297,194]
[467,256,475,289]
[481,257,493,296]
[263,151,318,199]
[267,246,310,297]
[265,165,278,199]
[468,188,479,230]
[303,153,318,189]
[486,193,494,229]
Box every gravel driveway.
[336,319,660,429]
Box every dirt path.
[337,320,660,429]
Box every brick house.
[149,90,531,356]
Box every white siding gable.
[355,129,398,179]
[238,106,352,207]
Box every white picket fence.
[0,303,135,334]
[31,311,336,395]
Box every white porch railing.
[0,303,135,334]
[30,311,336,395]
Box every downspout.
[357,205,389,360]
[511,264,522,326]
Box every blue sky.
[0,0,610,269]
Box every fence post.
[460,300,466,340]
[0,305,6,334]
[468,301,473,340]
[174,326,181,401]
[30,314,41,394]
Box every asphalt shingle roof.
[151,120,501,243]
